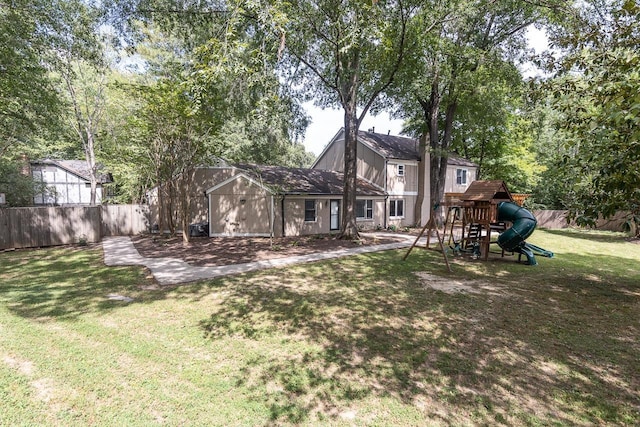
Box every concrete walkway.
[102,233,419,285]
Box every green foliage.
[544,0,640,234]
[0,0,63,153]
[0,158,41,206]
[393,0,552,209]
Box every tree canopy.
[542,0,639,233]
[1,0,637,238]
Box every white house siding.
[32,165,102,205]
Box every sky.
[300,27,550,157]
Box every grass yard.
[0,229,639,426]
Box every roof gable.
[205,173,273,195]
[461,180,513,202]
[311,128,477,166]
[32,159,113,184]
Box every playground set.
[405,180,554,267]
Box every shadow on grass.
[195,249,640,425]
[1,237,638,425]
[0,247,164,321]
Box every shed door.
[330,200,340,231]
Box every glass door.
[330,200,340,231]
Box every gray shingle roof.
[33,159,113,183]
[357,131,478,167]
[359,131,420,160]
[237,164,385,196]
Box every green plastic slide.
[497,202,554,265]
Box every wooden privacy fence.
[533,210,631,232]
[0,205,150,250]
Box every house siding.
[444,165,478,194]
[281,196,387,236]
[387,195,417,227]
[313,140,344,172]
[356,198,386,230]
[32,164,103,205]
[357,143,385,188]
[282,196,333,236]
[148,167,237,231]
[209,176,274,236]
[386,161,418,194]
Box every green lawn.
[1,229,638,426]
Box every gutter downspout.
[281,194,286,237]
[384,159,388,229]
[270,194,275,240]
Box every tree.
[278,0,420,238]
[103,0,312,169]
[0,0,65,155]
[544,0,640,235]
[0,157,43,206]
[392,0,556,224]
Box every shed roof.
[461,180,513,202]
[237,164,385,196]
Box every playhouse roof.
[461,180,513,203]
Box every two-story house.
[147,130,477,237]
[312,129,478,228]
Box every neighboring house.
[312,129,478,227]
[148,163,385,237]
[31,159,113,206]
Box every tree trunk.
[339,106,359,239]
[414,132,429,226]
[84,128,98,206]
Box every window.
[389,199,404,218]
[456,169,467,185]
[396,164,405,176]
[356,199,373,219]
[304,199,316,222]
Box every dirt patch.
[415,272,507,296]
[131,233,405,267]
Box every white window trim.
[396,164,405,177]
[389,199,405,219]
[356,199,374,221]
[456,168,468,185]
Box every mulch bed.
[131,233,406,267]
